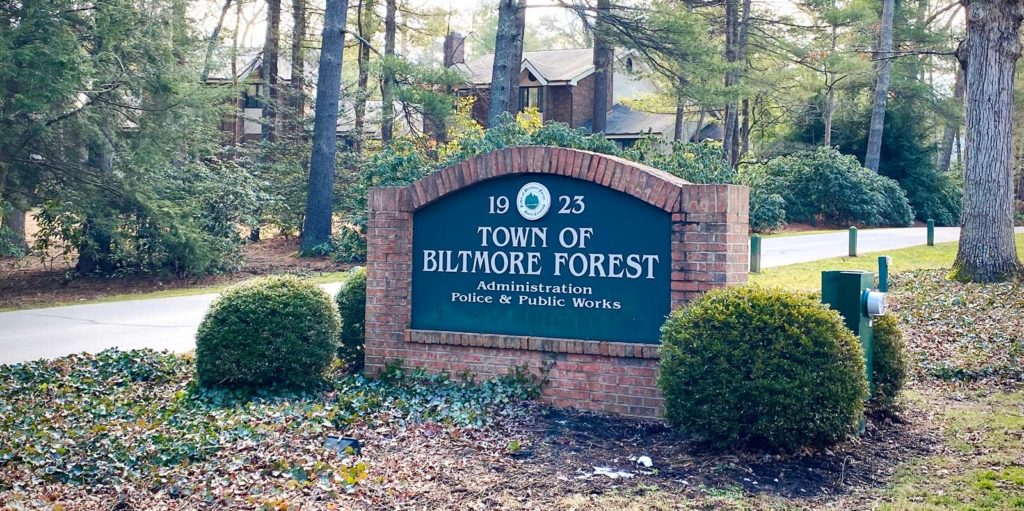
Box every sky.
[192,0,806,53]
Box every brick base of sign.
[365,339,663,417]
[364,146,748,419]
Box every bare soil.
[335,401,940,510]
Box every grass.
[0,270,350,312]
[878,390,1024,511]
[749,234,1024,291]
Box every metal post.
[848,226,858,257]
[750,234,762,273]
[822,270,876,395]
[927,219,935,246]
[878,255,891,292]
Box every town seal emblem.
[516,182,551,221]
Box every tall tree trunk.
[591,0,611,133]
[951,0,1024,282]
[823,4,837,148]
[76,138,116,274]
[721,0,738,163]
[288,0,306,136]
[507,1,526,117]
[722,0,749,165]
[823,83,834,147]
[201,0,234,82]
[300,0,349,255]
[691,107,705,142]
[487,0,525,127]
[673,99,685,142]
[0,162,8,212]
[354,0,374,153]
[232,0,242,143]
[740,97,750,157]
[380,0,396,142]
[2,205,27,252]
[261,0,281,141]
[736,0,750,160]
[939,66,965,173]
[865,0,895,172]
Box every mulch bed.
[335,403,939,510]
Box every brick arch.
[407,146,690,212]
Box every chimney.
[444,32,466,67]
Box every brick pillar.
[671,184,749,307]
[364,187,414,374]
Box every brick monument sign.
[365,146,749,417]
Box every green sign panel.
[412,173,671,344]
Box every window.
[626,57,634,72]
[242,83,263,109]
[518,87,543,112]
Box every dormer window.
[527,71,537,82]
[626,57,633,72]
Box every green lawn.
[879,390,1024,511]
[750,234,1024,291]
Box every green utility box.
[821,270,886,393]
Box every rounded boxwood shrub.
[870,314,907,412]
[335,266,367,369]
[195,275,340,388]
[658,286,868,451]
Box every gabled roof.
[205,48,294,83]
[453,48,595,87]
[582,103,708,140]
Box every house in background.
[444,33,718,147]
[204,49,295,144]
[204,50,421,145]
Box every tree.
[262,0,282,141]
[507,0,527,124]
[721,0,751,165]
[591,0,611,134]
[487,0,526,128]
[380,0,397,142]
[300,0,349,254]
[1,205,27,253]
[938,66,965,173]
[1,0,247,276]
[864,0,896,171]
[951,0,1023,282]
[201,0,235,83]
[288,0,307,136]
[354,0,378,153]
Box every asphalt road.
[0,283,342,365]
[2,226,1021,364]
[759,226,1020,268]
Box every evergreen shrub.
[195,275,340,388]
[335,267,368,369]
[658,286,868,450]
[870,314,908,412]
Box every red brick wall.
[546,85,573,126]
[568,73,612,129]
[468,88,491,127]
[365,146,749,418]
